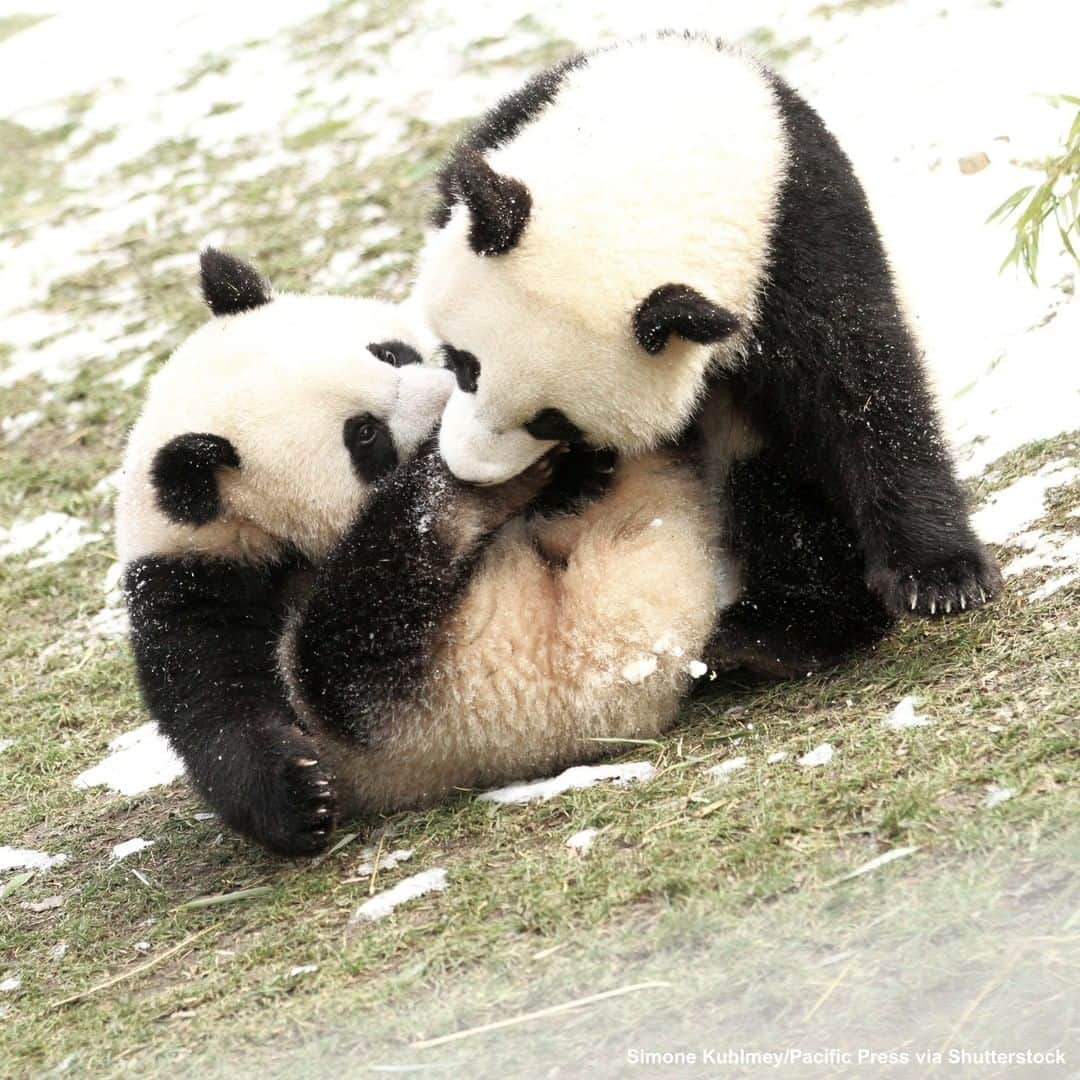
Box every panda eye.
[343,412,398,483]
[442,343,481,394]
[368,340,422,367]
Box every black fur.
[124,553,335,856]
[343,413,399,484]
[367,340,422,367]
[633,283,740,355]
[150,433,239,526]
[450,151,532,256]
[433,52,587,228]
[291,445,482,740]
[698,68,999,675]
[529,446,616,520]
[199,248,271,317]
[443,343,481,393]
[524,407,585,443]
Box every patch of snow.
[110,838,153,861]
[0,512,103,567]
[0,739,14,753]
[289,963,318,977]
[884,696,932,730]
[1,410,43,442]
[48,943,68,963]
[480,762,657,805]
[973,462,1079,545]
[566,828,598,854]
[0,976,21,993]
[766,751,788,765]
[621,654,658,684]
[0,847,68,872]
[1028,571,1079,602]
[350,868,448,923]
[685,660,708,679]
[1000,529,1080,601]
[650,518,663,527]
[799,744,835,768]
[354,848,414,876]
[984,784,1015,809]
[74,722,184,796]
[21,895,63,912]
[706,756,747,782]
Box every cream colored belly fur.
[313,451,737,815]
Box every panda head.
[116,250,453,564]
[411,36,790,485]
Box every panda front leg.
[124,555,337,856]
[285,442,552,744]
[802,378,1003,618]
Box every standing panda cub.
[416,31,1003,677]
[119,250,734,855]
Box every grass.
[1,2,1077,1076]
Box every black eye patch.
[367,340,423,367]
[523,408,584,443]
[442,344,481,394]
[343,413,398,484]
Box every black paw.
[217,726,338,857]
[868,550,1004,617]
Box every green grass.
[1,2,1077,1076]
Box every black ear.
[452,151,531,256]
[151,433,240,526]
[199,248,272,317]
[633,283,739,356]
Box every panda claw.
[944,598,952,614]
[295,757,319,768]
[929,598,936,615]
[960,594,967,611]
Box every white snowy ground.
[0,1,1077,1075]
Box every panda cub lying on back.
[118,250,734,855]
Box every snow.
[0,976,21,993]
[0,739,14,753]
[1001,530,1080,602]
[706,756,747,782]
[884,696,932,731]
[0,512,103,568]
[766,751,788,765]
[74,722,184,796]
[973,462,1079,546]
[799,744,835,768]
[110,838,154,861]
[353,848,414,876]
[1,410,43,442]
[984,784,1015,809]
[288,964,319,977]
[685,660,708,679]
[0,847,68,872]
[621,655,658,684]
[480,762,657,805]
[566,829,598,854]
[350,868,448,922]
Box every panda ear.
[199,248,272,317]
[451,151,532,256]
[633,283,740,356]
[151,433,240,526]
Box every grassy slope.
[0,2,1076,1075]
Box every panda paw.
[868,551,1004,617]
[245,730,338,857]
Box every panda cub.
[119,250,733,855]
[416,31,1003,677]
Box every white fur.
[116,294,451,565]
[413,36,788,483]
